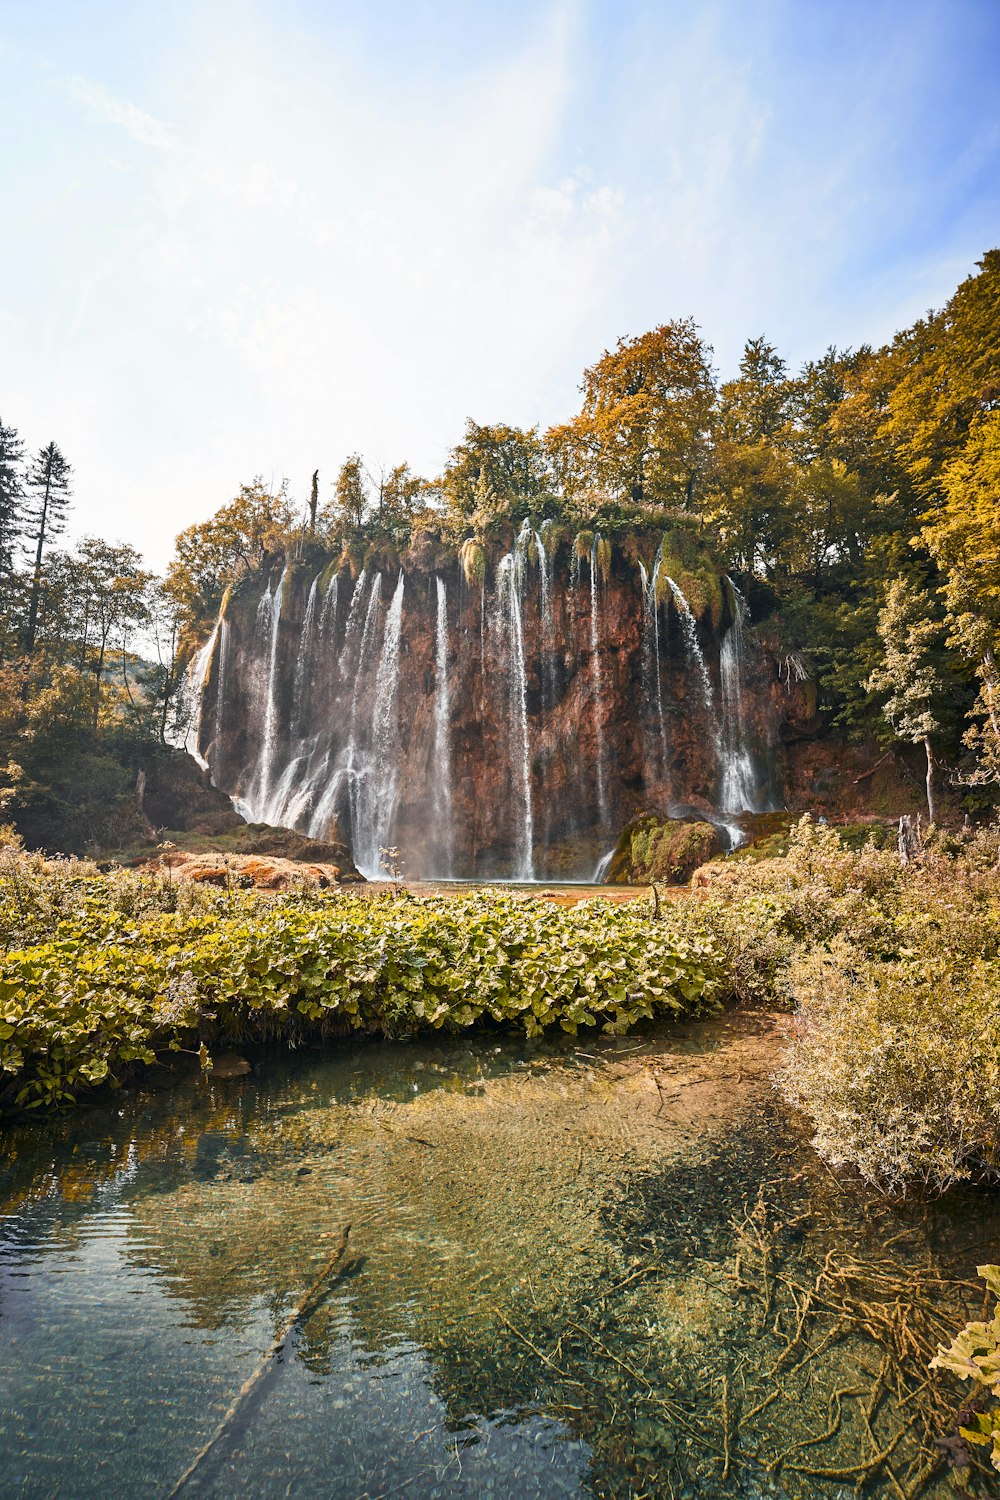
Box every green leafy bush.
[608,814,721,885]
[0,872,719,1111]
[932,1265,1000,1472]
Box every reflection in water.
[0,1017,997,1498]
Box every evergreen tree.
[0,417,26,589]
[23,442,72,652]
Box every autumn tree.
[877,250,1000,499]
[547,321,716,509]
[320,456,369,536]
[441,421,551,530]
[74,538,152,730]
[922,410,1000,783]
[166,479,295,632]
[868,577,962,822]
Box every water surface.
[1,1016,995,1498]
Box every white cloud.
[63,74,179,152]
[0,0,994,569]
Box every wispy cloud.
[63,73,178,152]
[0,0,996,567]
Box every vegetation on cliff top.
[165,250,999,810]
[0,251,997,854]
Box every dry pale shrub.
[780,939,1000,1193]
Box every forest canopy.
[0,249,997,850]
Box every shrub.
[780,943,1000,1193]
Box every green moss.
[459,538,486,588]
[609,814,722,885]
[595,534,612,582]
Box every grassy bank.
[0,847,717,1111]
[3,820,1000,1202]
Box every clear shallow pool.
[1,1015,996,1498]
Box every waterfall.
[535,521,554,708]
[433,575,454,877]
[303,571,381,845]
[251,570,287,821]
[649,544,668,769]
[496,550,534,880]
[177,621,220,770]
[341,568,370,680]
[291,574,320,738]
[666,577,717,725]
[318,571,339,637]
[590,536,608,832]
[184,542,778,883]
[719,578,759,813]
[351,572,406,877]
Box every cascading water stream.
[719,577,759,813]
[649,544,668,767]
[665,577,715,722]
[590,536,608,833]
[433,575,454,877]
[318,572,339,637]
[253,570,288,820]
[535,522,554,709]
[352,572,406,878]
[341,569,370,680]
[291,575,319,738]
[496,550,534,881]
[178,621,221,770]
[303,571,381,843]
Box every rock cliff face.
[188,526,795,879]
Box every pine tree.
[23,442,72,653]
[0,417,26,581]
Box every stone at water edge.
[607,813,722,885]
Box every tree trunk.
[93,638,107,731]
[898,814,921,867]
[24,470,51,653]
[923,736,936,824]
[308,470,319,533]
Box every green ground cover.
[0,848,716,1112]
[3,818,1000,1204]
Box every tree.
[308,469,319,533]
[878,250,1000,499]
[922,410,1000,783]
[441,421,550,528]
[547,321,716,509]
[719,337,792,445]
[23,441,72,653]
[375,462,424,530]
[75,538,152,730]
[0,417,25,597]
[165,479,295,632]
[321,456,369,535]
[867,577,958,822]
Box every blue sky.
[1,0,998,567]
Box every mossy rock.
[607,814,722,885]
